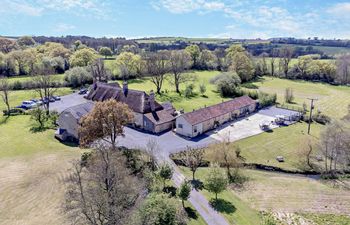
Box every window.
[178,124,183,128]
[193,126,197,133]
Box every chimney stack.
[123,81,128,96]
[149,90,155,111]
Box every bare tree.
[91,58,109,82]
[168,50,193,93]
[179,147,204,180]
[0,77,11,113]
[279,47,293,77]
[144,51,170,94]
[64,144,145,225]
[32,74,57,114]
[336,54,350,84]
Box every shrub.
[199,83,206,96]
[211,72,242,97]
[313,111,331,125]
[3,108,26,116]
[284,87,294,103]
[64,66,93,88]
[258,92,277,107]
[12,80,22,90]
[184,83,195,98]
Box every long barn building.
[175,96,256,138]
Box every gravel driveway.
[49,92,89,113]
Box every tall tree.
[168,50,193,93]
[229,52,254,82]
[99,47,113,59]
[205,163,228,201]
[65,144,145,225]
[279,47,294,77]
[179,147,204,180]
[144,51,169,94]
[185,45,200,69]
[158,163,173,189]
[115,52,142,80]
[297,55,313,78]
[79,99,134,149]
[70,48,98,67]
[0,38,17,53]
[336,54,350,84]
[32,74,57,114]
[91,58,109,82]
[16,36,36,47]
[270,48,279,77]
[0,77,11,113]
[178,181,191,208]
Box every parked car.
[19,101,37,110]
[53,96,61,101]
[42,97,55,103]
[31,99,43,106]
[78,88,88,95]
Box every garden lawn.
[7,74,65,85]
[111,70,226,112]
[224,121,323,172]
[250,76,350,118]
[179,167,262,225]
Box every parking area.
[49,92,89,113]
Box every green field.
[250,76,350,118]
[277,44,350,56]
[6,74,65,85]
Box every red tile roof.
[181,96,256,125]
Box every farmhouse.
[55,102,94,142]
[175,96,256,138]
[86,81,176,133]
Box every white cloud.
[0,0,43,16]
[151,0,226,14]
[54,23,76,33]
[327,2,350,17]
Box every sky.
[0,0,350,39]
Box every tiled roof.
[181,96,256,125]
[144,104,176,125]
[86,82,163,114]
[61,102,94,120]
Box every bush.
[284,87,294,103]
[211,72,242,97]
[313,111,331,125]
[64,66,93,88]
[12,80,22,90]
[258,92,277,107]
[184,84,195,98]
[199,83,206,96]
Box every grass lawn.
[180,167,350,224]
[301,213,350,225]
[250,76,350,118]
[211,121,324,172]
[7,74,65,85]
[112,70,226,112]
[180,167,262,225]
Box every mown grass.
[250,76,350,118]
[179,166,262,225]
[111,70,226,112]
[7,74,65,85]
[207,121,324,172]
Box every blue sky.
[1,0,350,39]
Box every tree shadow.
[191,179,204,191]
[0,116,9,125]
[163,186,177,197]
[209,198,236,214]
[201,95,208,98]
[185,206,198,220]
[29,126,48,133]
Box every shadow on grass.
[185,206,198,220]
[191,179,204,191]
[60,141,79,147]
[30,126,48,133]
[0,116,9,125]
[163,186,177,197]
[201,95,208,98]
[209,198,236,214]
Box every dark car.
[78,88,88,95]
[53,96,61,101]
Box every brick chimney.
[123,81,128,96]
[149,90,155,111]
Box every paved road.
[50,92,89,113]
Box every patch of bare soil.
[0,152,80,225]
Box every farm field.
[180,167,350,225]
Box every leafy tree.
[30,108,47,131]
[336,54,350,84]
[79,99,134,149]
[64,66,92,88]
[279,47,294,77]
[210,72,241,97]
[115,52,142,79]
[158,163,173,188]
[230,52,254,82]
[168,50,193,93]
[179,147,204,180]
[178,181,191,208]
[16,36,36,47]
[0,38,17,53]
[36,42,71,59]
[205,163,228,201]
[184,83,195,98]
[199,83,206,96]
[198,49,217,70]
[0,77,11,113]
[69,48,98,67]
[99,46,113,59]
[65,144,145,225]
[185,45,200,68]
[135,193,187,225]
[91,58,110,82]
[225,44,245,60]
[297,55,313,77]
